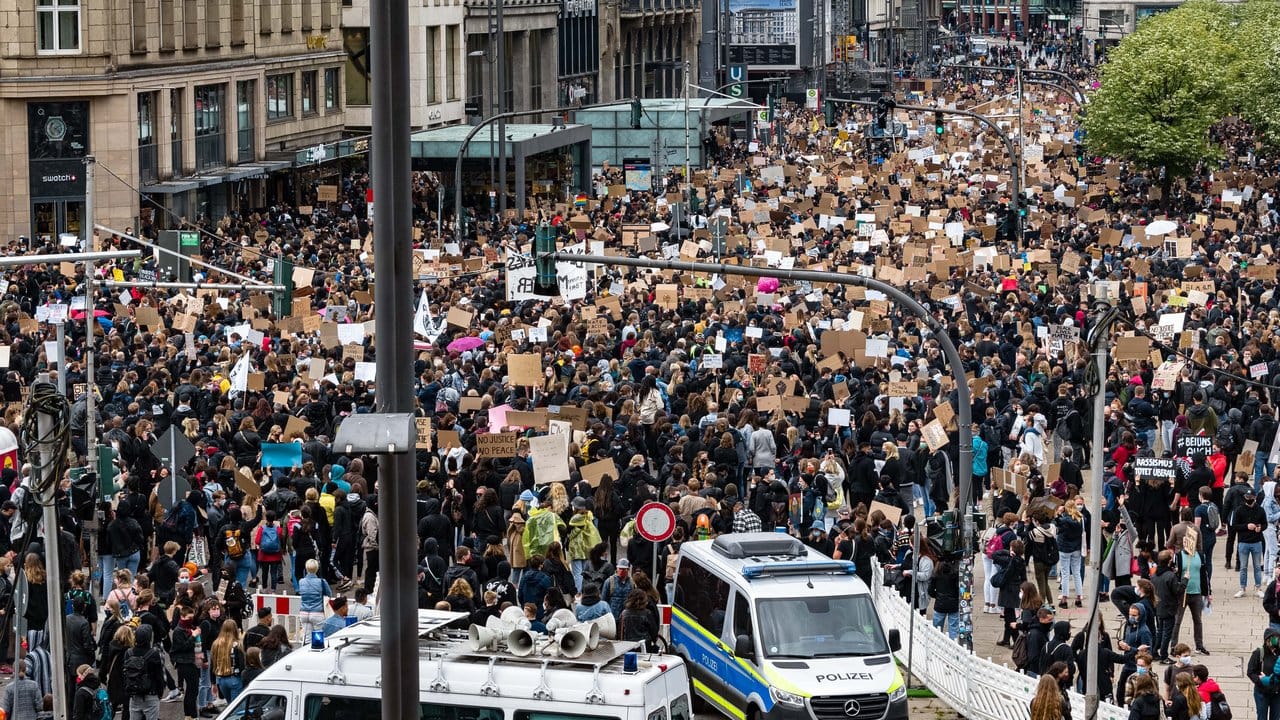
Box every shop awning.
[139,179,201,195]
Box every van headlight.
[771,687,806,708]
[888,685,907,703]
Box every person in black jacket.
[1248,628,1280,718]
[170,605,201,720]
[847,442,878,511]
[1150,550,1183,662]
[70,665,103,720]
[1024,607,1056,677]
[994,541,1028,646]
[928,557,961,641]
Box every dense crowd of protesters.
[0,33,1276,720]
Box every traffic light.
[69,468,96,521]
[823,100,836,127]
[533,223,559,296]
[630,98,642,129]
[934,111,945,136]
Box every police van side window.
[223,693,287,720]
[673,558,729,636]
[304,696,506,720]
[670,694,691,720]
[647,707,668,720]
[732,592,753,640]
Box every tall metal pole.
[1084,301,1117,718]
[54,322,67,397]
[1015,60,1025,194]
[82,156,99,595]
[35,379,67,716]
[496,0,507,216]
[371,0,418,719]
[547,252,978,648]
[683,60,691,235]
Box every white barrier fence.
[870,563,1128,720]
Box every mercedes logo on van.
[842,699,861,717]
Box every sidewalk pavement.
[958,515,1262,712]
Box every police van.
[216,609,692,720]
[671,533,907,720]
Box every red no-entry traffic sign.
[635,501,676,543]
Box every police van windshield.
[755,595,889,659]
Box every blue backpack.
[95,687,111,720]
[260,525,281,554]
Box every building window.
[301,0,313,31]
[183,0,198,49]
[131,0,147,52]
[425,27,438,104]
[324,67,340,110]
[205,0,221,47]
[301,71,318,115]
[446,25,460,101]
[344,28,370,106]
[466,44,484,114]
[194,84,226,171]
[236,80,255,162]
[138,93,158,184]
[322,0,334,29]
[259,0,272,34]
[230,0,245,43]
[266,74,294,121]
[170,89,184,175]
[281,0,294,32]
[529,30,542,108]
[160,0,175,50]
[37,0,81,53]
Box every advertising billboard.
[727,0,799,68]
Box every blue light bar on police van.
[740,560,858,578]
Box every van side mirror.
[734,634,755,661]
[888,629,901,652]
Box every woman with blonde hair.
[102,624,136,716]
[444,578,475,613]
[211,618,246,703]
[22,553,48,649]
[548,482,570,517]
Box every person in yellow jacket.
[567,497,603,593]
[523,502,565,566]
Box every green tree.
[1227,0,1280,147]
[1081,1,1237,201]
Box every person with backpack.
[123,624,165,720]
[1248,628,1280,719]
[1193,486,1219,584]
[1022,606,1055,677]
[1190,665,1231,720]
[71,664,108,720]
[993,540,1029,648]
[253,511,285,592]
[214,502,262,587]
[982,513,1018,615]
[1027,516,1060,607]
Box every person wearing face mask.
[1125,652,1161,704]
[1231,488,1266,598]
[1247,628,1280,720]
[1160,643,1193,702]
[1116,605,1152,705]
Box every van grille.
[810,693,890,720]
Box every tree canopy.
[1082,0,1280,183]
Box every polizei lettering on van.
[816,672,875,683]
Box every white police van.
[216,609,692,720]
[671,534,907,720]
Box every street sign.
[805,88,820,110]
[728,64,747,98]
[636,501,676,543]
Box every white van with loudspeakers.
[215,609,691,720]
[671,533,907,720]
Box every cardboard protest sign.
[530,433,571,485]
[508,354,543,386]
[415,418,433,449]
[1134,456,1177,480]
[507,410,550,430]
[476,432,519,459]
[920,419,949,452]
[580,458,620,488]
[870,500,902,526]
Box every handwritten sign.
[476,432,518,459]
